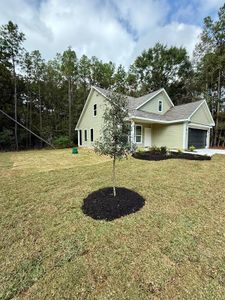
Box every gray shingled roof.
[93,86,204,123]
[93,86,161,111]
[163,100,204,121]
[128,90,162,110]
[130,100,204,122]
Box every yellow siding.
[140,92,172,115]
[190,102,213,126]
[152,123,184,149]
[77,90,106,147]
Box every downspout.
[131,119,135,150]
[183,122,188,150]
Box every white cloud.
[134,22,202,60]
[199,0,224,12]
[110,0,170,35]
[0,0,220,67]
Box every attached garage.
[188,128,207,149]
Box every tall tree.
[193,4,225,146]
[60,47,77,140]
[22,51,33,146]
[130,43,193,104]
[91,56,115,89]
[0,21,25,149]
[78,54,92,98]
[22,50,45,146]
[31,51,45,143]
[113,64,128,93]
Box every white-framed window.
[84,129,88,141]
[79,130,82,146]
[90,128,94,142]
[93,104,97,116]
[158,100,163,112]
[135,125,142,143]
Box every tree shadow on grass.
[82,187,145,221]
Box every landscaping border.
[133,151,211,161]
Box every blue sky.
[0,0,223,66]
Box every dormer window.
[158,100,163,112]
[93,104,97,116]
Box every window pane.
[159,101,162,111]
[94,104,97,116]
[135,126,141,135]
[79,130,82,145]
[136,136,141,143]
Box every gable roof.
[76,86,215,128]
[93,86,165,111]
[164,100,205,121]
[135,88,174,109]
[129,100,203,122]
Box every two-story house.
[75,86,215,149]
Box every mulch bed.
[133,151,211,161]
[82,187,145,221]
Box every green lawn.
[1,149,225,299]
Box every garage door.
[188,128,207,149]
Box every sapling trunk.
[112,156,116,197]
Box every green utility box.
[72,147,78,154]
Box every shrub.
[0,128,15,150]
[148,146,167,155]
[149,146,159,154]
[177,148,183,154]
[189,145,196,152]
[53,136,72,148]
[160,146,167,155]
[137,147,145,153]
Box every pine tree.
[0,21,25,149]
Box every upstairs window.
[158,100,163,112]
[93,104,97,116]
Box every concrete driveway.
[195,149,225,156]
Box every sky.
[0,0,223,66]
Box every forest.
[0,4,224,151]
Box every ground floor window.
[79,130,82,146]
[84,129,87,141]
[135,125,142,143]
[90,129,94,142]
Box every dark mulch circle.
[133,151,211,161]
[82,187,145,221]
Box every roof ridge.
[136,88,162,100]
[92,85,161,100]
[173,99,204,108]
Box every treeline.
[0,4,224,150]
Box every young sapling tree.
[94,91,133,197]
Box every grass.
[0,148,225,299]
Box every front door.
[144,127,151,147]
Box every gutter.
[129,116,188,124]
